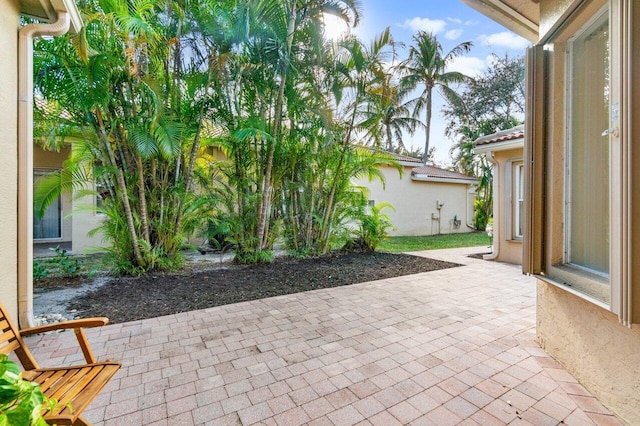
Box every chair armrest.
[20,318,110,364]
[20,318,109,336]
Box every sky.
[323,0,531,165]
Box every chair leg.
[72,416,92,426]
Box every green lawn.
[378,232,491,253]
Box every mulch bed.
[67,252,459,324]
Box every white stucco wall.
[0,0,20,320]
[354,165,475,236]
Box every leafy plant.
[32,262,48,281]
[352,201,396,252]
[0,354,49,425]
[474,197,491,232]
[49,245,81,277]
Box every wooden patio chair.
[0,301,120,425]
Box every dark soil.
[65,252,460,324]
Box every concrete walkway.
[25,248,622,425]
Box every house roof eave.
[474,138,524,155]
[411,175,478,185]
[460,0,539,43]
[20,0,82,33]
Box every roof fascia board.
[411,175,478,185]
[460,0,539,42]
[474,138,525,154]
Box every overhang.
[460,0,540,42]
[473,124,525,155]
[20,0,82,33]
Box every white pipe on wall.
[18,11,71,328]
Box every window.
[526,1,620,308]
[512,161,524,240]
[33,168,62,240]
[566,10,609,276]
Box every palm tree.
[34,0,218,272]
[360,73,423,152]
[401,31,472,163]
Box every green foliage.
[400,31,473,163]
[204,216,234,252]
[32,262,48,281]
[49,246,81,277]
[234,249,274,264]
[474,197,491,232]
[0,354,49,426]
[352,202,395,252]
[443,54,525,231]
[378,232,490,253]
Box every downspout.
[483,151,500,261]
[18,11,71,328]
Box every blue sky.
[324,0,531,165]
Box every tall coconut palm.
[360,73,424,152]
[401,31,472,163]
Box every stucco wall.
[353,166,475,236]
[537,282,640,424]
[492,148,523,264]
[0,0,20,320]
[71,183,105,253]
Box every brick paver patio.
[26,247,622,425]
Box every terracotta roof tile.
[473,124,525,147]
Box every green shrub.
[49,246,81,277]
[473,197,491,231]
[353,202,395,252]
[204,216,234,251]
[32,262,48,281]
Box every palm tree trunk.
[256,0,297,250]
[136,155,150,244]
[320,90,361,252]
[95,109,144,266]
[173,122,203,235]
[423,86,433,163]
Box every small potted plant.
[0,354,50,425]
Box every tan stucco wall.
[0,0,20,320]
[353,166,475,236]
[537,282,640,424]
[492,148,523,265]
[33,145,72,242]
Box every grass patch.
[379,232,491,253]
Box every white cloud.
[445,29,463,40]
[447,17,463,24]
[479,31,530,50]
[447,56,487,78]
[400,17,447,34]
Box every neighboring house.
[2,0,82,326]
[464,0,640,423]
[353,152,477,236]
[473,125,525,264]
